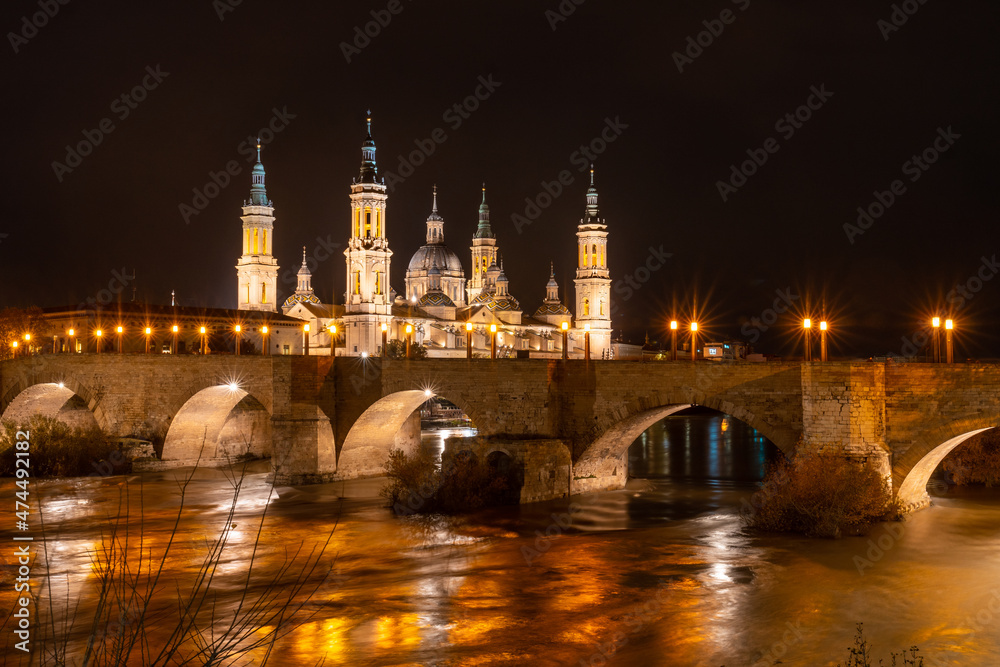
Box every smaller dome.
[534,303,571,317]
[471,290,520,312]
[282,293,322,309]
[418,290,455,307]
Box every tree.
[0,306,48,359]
[385,338,427,359]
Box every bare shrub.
[942,429,1000,486]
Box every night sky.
[3,0,998,358]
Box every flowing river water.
[3,410,999,666]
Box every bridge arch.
[895,413,1000,510]
[161,385,271,461]
[572,400,795,495]
[338,389,478,479]
[0,379,103,432]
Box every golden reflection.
[376,613,421,650]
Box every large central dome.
[407,244,463,273]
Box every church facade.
[238,115,614,359]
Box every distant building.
[702,341,748,361]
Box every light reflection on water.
[5,417,1000,666]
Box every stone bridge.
[1,356,998,510]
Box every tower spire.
[425,185,444,243]
[475,183,494,239]
[584,164,600,223]
[359,110,378,183]
[249,138,269,206]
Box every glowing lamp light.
[95,329,103,338]
[11,341,18,349]
[57,382,64,388]
[561,322,569,331]
[361,351,369,358]
[405,324,413,334]
[670,320,678,330]
[24,333,31,342]
[424,389,432,397]
[584,324,591,332]
[466,322,473,332]
[234,325,241,333]
[803,319,812,329]
[261,326,268,334]
[945,319,954,330]
[68,328,75,336]
[199,326,206,334]
[820,321,828,331]
[116,326,123,334]
[227,382,240,392]
[329,325,336,334]
[490,324,497,333]
[932,317,941,328]
[145,327,152,335]
[381,323,388,332]
[690,322,698,333]
[172,325,179,333]
[304,324,310,332]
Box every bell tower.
[343,112,393,356]
[573,167,612,358]
[236,141,279,312]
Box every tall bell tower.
[467,185,499,303]
[343,112,393,356]
[573,167,612,358]
[236,141,279,312]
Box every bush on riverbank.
[0,415,131,477]
[942,429,1000,486]
[740,452,901,538]
[381,449,520,514]
[838,623,925,666]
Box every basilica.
[236,115,613,359]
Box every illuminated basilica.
[236,115,612,359]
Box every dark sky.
[3,0,998,358]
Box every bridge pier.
[443,436,572,504]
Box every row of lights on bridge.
[7,317,958,362]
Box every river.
[3,410,999,666]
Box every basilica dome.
[407,244,464,274]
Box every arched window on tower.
[600,299,605,316]
[583,244,589,267]
[262,230,268,254]
[246,284,251,304]
[365,208,372,237]
[583,298,590,316]
[354,271,361,295]
[374,270,381,295]
[253,228,259,254]
[591,244,598,266]
[375,210,381,237]
[262,283,268,304]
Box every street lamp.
[11,340,18,357]
[95,329,103,354]
[23,333,30,356]
[145,327,153,354]
[171,325,179,355]
[561,321,569,360]
[465,322,473,359]
[945,319,954,364]
[405,323,413,359]
[303,323,310,355]
[234,324,241,356]
[199,326,207,355]
[381,323,388,358]
[819,321,828,362]
[68,328,75,354]
[670,320,678,361]
[931,316,941,363]
[584,323,591,360]
[690,322,698,361]
[490,324,497,359]
[332,324,339,356]
[261,325,269,356]
[116,326,124,353]
[803,319,812,362]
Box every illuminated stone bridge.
[1,356,998,511]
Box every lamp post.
[584,324,591,360]
[490,324,497,359]
[303,323,310,356]
[95,329,103,355]
[332,324,339,356]
[171,325,179,355]
[116,326,123,354]
[145,328,152,354]
[11,341,18,358]
[466,322,473,359]
[690,322,698,361]
[803,319,812,362]
[23,333,31,357]
[405,323,413,359]
[381,323,388,358]
[261,326,269,356]
[234,324,241,356]
[561,321,569,360]
[945,319,954,364]
[670,320,678,361]
[199,327,207,355]
[819,321,828,362]
[932,317,941,363]
[68,328,75,354]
